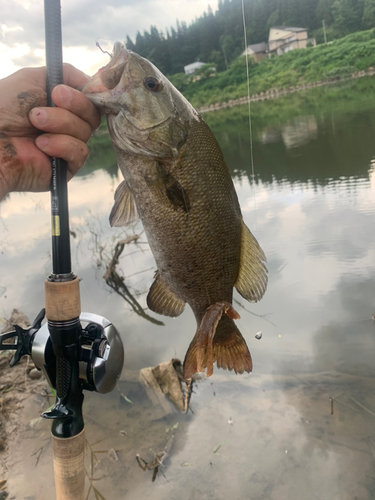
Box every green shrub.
[167,28,375,108]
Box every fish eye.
[144,76,162,92]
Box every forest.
[125,0,375,75]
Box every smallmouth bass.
[83,42,267,378]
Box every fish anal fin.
[147,271,185,318]
[183,302,251,379]
[235,221,268,303]
[109,180,139,227]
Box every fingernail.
[31,108,48,125]
[56,85,72,105]
[36,135,49,148]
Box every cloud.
[11,51,44,68]
[0,0,216,78]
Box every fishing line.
[96,40,112,57]
[241,0,257,226]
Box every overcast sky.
[0,0,216,79]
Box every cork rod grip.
[52,430,85,500]
[45,277,81,321]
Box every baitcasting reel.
[0,310,124,394]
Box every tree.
[266,9,280,30]
[362,0,375,28]
[125,36,136,51]
[220,34,235,69]
[316,0,335,25]
[126,0,372,78]
[332,0,362,35]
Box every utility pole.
[222,43,229,70]
[322,20,327,44]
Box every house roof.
[270,26,306,32]
[184,62,206,72]
[246,42,269,53]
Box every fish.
[82,41,267,378]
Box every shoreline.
[90,65,375,136]
[196,67,375,114]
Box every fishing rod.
[0,1,124,498]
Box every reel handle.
[0,309,45,367]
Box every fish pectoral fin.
[147,271,186,318]
[109,180,139,227]
[235,221,268,302]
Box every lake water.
[2,77,375,499]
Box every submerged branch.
[103,236,164,326]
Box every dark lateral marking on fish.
[155,163,190,212]
[100,63,126,90]
[165,178,190,212]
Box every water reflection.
[206,77,375,186]
[261,115,318,149]
[2,78,375,499]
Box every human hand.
[0,64,101,200]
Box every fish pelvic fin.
[235,221,268,303]
[147,271,186,318]
[109,180,139,227]
[183,301,252,379]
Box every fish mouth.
[83,41,129,96]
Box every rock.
[28,368,42,380]
[0,309,31,334]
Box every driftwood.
[103,235,164,326]
[139,359,194,416]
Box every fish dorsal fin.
[235,221,268,303]
[109,180,139,227]
[147,271,186,318]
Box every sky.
[0,0,216,79]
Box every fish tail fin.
[183,301,252,379]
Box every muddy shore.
[0,311,48,500]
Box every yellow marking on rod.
[51,216,60,236]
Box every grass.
[168,28,375,108]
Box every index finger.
[51,84,102,132]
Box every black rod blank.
[44,0,72,277]
[43,0,84,439]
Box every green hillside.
[169,28,375,108]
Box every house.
[184,62,206,75]
[241,42,269,63]
[268,27,316,56]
